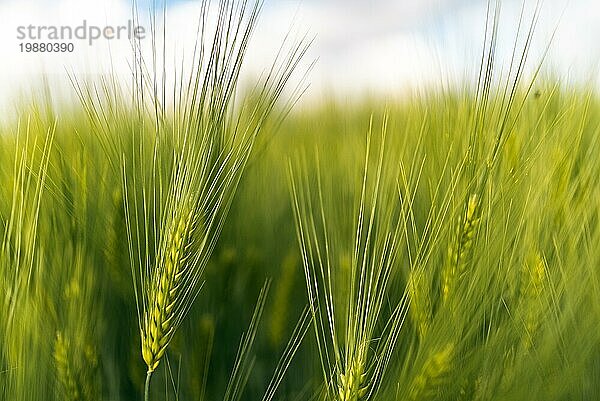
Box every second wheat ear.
[290,117,410,401]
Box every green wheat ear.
[53,332,81,401]
[290,116,409,401]
[441,194,481,302]
[519,252,547,349]
[408,343,454,401]
[142,205,196,372]
[520,252,546,301]
[337,346,369,401]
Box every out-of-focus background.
[0,0,598,115]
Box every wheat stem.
[144,370,152,401]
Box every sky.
[0,0,598,113]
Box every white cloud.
[0,0,598,119]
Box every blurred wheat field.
[2,0,600,400]
[2,85,600,401]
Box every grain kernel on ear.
[142,205,195,373]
